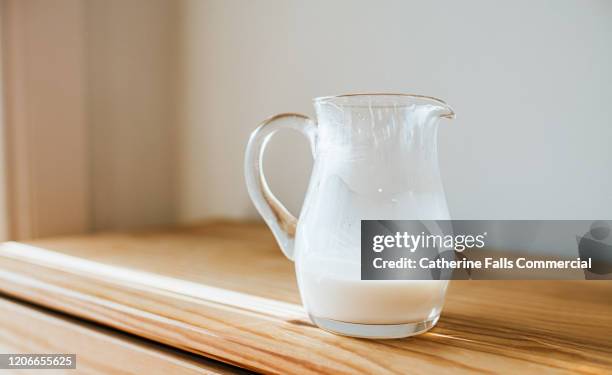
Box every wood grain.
[0,220,611,374]
[0,297,245,374]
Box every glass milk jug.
[245,93,455,338]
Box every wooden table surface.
[0,220,610,374]
[0,297,244,375]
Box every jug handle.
[245,113,316,261]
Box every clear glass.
[245,93,454,338]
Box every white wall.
[177,0,612,223]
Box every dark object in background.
[578,221,612,278]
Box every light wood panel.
[0,0,90,239]
[0,221,611,374]
[0,297,246,374]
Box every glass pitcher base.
[309,314,440,339]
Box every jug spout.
[432,101,455,120]
[408,95,454,121]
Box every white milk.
[296,256,448,324]
[294,169,450,324]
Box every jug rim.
[313,93,455,118]
[313,92,450,107]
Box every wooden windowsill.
[0,296,244,374]
[0,220,611,374]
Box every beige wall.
[1,0,90,239]
[0,2,6,240]
[2,0,611,240]
[86,0,179,230]
[1,0,180,236]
